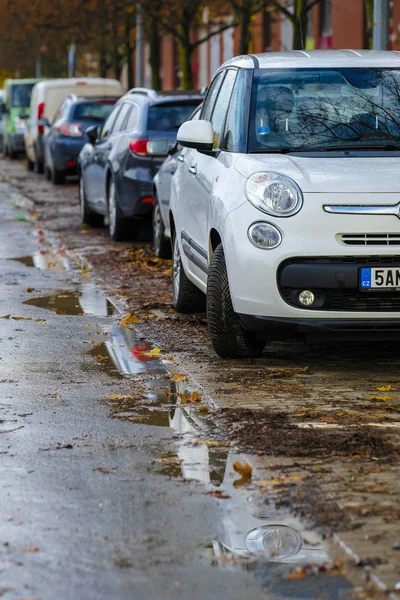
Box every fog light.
[299,290,315,306]
[244,525,302,559]
[248,222,282,249]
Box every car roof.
[67,95,120,104]
[221,50,400,70]
[35,78,122,90]
[125,88,204,106]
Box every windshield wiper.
[322,143,400,151]
[249,147,299,154]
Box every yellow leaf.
[145,347,161,357]
[233,461,252,480]
[120,313,140,326]
[170,373,188,382]
[195,439,220,446]
[368,395,394,401]
[376,385,396,392]
[108,393,135,400]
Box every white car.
[170,50,400,358]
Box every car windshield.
[11,83,35,107]
[249,67,400,152]
[148,102,201,130]
[72,101,117,122]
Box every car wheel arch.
[209,228,222,262]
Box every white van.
[24,77,123,172]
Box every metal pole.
[135,6,143,87]
[373,0,390,50]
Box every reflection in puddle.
[91,313,354,597]
[11,251,71,271]
[24,285,118,316]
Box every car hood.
[234,154,400,193]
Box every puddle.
[24,285,118,317]
[91,322,356,598]
[11,251,71,271]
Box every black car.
[78,88,203,241]
[43,95,119,184]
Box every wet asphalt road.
[0,163,363,599]
[0,183,275,599]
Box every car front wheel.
[207,244,265,359]
[153,193,172,259]
[172,233,206,313]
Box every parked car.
[42,95,119,185]
[78,88,203,241]
[0,89,4,152]
[25,77,123,174]
[170,50,400,359]
[152,104,202,258]
[2,78,41,158]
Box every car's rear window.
[147,102,201,130]
[11,84,35,107]
[72,101,117,122]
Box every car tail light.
[141,196,154,204]
[56,122,83,137]
[129,139,149,156]
[38,102,45,135]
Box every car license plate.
[360,267,400,291]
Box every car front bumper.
[222,192,400,328]
[9,133,25,152]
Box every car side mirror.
[85,124,100,145]
[177,120,214,153]
[39,117,50,127]
[147,139,169,156]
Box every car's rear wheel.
[33,148,44,174]
[207,244,265,359]
[172,233,206,313]
[51,167,65,185]
[44,165,51,181]
[153,193,172,259]
[27,157,34,172]
[108,179,133,241]
[80,173,103,227]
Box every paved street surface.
[0,157,399,600]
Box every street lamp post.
[373,0,390,50]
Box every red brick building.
[136,0,400,91]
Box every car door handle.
[177,155,184,162]
[189,165,197,175]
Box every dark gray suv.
[78,88,203,241]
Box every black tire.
[79,173,103,227]
[3,143,9,158]
[45,165,51,181]
[107,178,133,241]
[153,193,172,259]
[51,167,65,185]
[27,157,34,172]
[9,146,17,159]
[207,244,265,359]
[172,233,206,313]
[33,149,44,174]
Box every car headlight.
[245,172,303,217]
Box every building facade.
[136,0,400,91]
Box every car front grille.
[339,233,400,246]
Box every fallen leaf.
[195,439,220,446]
[26,287,34,293]
[368,395,394,401]
[17,545,40,552]
[375,385,396,392]
[120,313,140,326]
[233,461,252,480]
[108,393,135,400]
[157,456,183,464]
[178,391,201,404]
[145,347,161,357]
[170,373,188,383]
[204,490,231,499]
[355,485,389,494]
[197,405,209,414]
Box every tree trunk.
[148,21,162,90]
[292,0,308,50]
[237,0,252,55]
[125,15,134,90]
[178,40,193,90]
[99,46,108,78]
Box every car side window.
[125,104,139,130]
[112,103,131,134]
[201,71,225,122]
[100,104,122,139]
[222,70,247,152]
[209,69,237,150]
